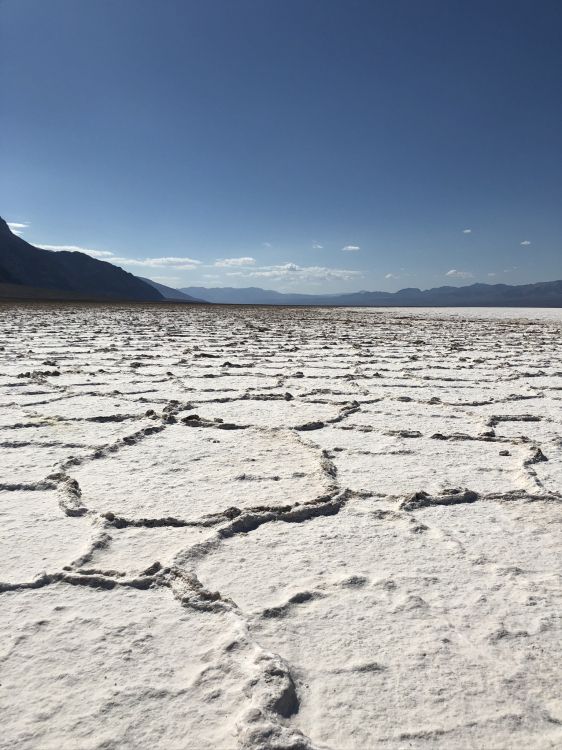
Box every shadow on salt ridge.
[533,441,562,494]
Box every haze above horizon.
[1,0,561,293]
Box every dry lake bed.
[0,302,561,750]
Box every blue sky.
[2,0,561,292]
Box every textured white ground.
[0,302,561,750]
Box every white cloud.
[385,273,399,279]
[37,244,116,259]
[35,240,202,269]
[341,245,360,252]
[487,272,497,277]
[520,240,531,246]
[7,221,29,236]
[262,242,272,248]
[113,256,202,270]
[231,262,360,283]
[445,269,474,279]
[462,228,472,234]
[214,257,256,267]
[28,228,204,272]
[312,241,323,249]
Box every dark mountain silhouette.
[2,215,560,307]
[139,277,204,302]
[182,281,562,307]
[0,218,163,301]
[181,286,330,304]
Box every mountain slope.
[180,286,335,304]
[332,281,562,307]
[0,219,163,301]
[182,281,562,307]
[139,277,205,302]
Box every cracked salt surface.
[0,302,561,750]
[0,490,94,583]
[72,425,331,519]
[1,586,248,750]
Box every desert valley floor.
[0,302,561,750]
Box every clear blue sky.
[2,0,561,292]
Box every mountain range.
[0,218,163,302]
[138,277,202,302]
[181,282,562,307]
[1,217,561,306]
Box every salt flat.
[0,302,561,750]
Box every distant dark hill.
[0,282,136,303]
[182,281,562,307]
[139,277,205,302]
[333,281,562,307]
[0,218,163,301]
[180,286,335,305]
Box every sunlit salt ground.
[357,306,562,321]
[0,303,561,750]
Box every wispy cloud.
[385,273,399,279]
[227,262,360,282]
[36,239,202,269]
[114,256,202,270]
[341,245,360,252]
[487,272,497,277]
[37,243,116,259]
[520,240,531,246]
[312,241,323,249]
[214,257,256,267]
[445,269,473,279]
[462,228,472,234]
[262,242,272,248]
[7,221,29,236]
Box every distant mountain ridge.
[1,215,560,307]
[0,218,163,301]
[181,286,322,304]
[138,277,204,302]
[181,281,562,307]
